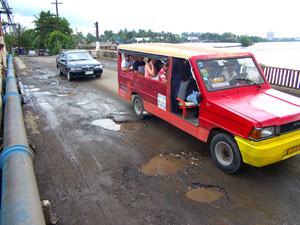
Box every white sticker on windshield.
[211,81,230,88]
[158,93,166,110]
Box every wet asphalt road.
[15,55,300,225]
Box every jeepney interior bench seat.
[176,80,198,118]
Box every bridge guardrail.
[262,65,300,89]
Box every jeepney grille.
[280,120,300,134]
[82,66,94,71]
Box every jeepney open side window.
[171,57,200,115]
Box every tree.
[20,29,36,49]
[4,33,17,52]
[86,33,96,43]
[46,31,70,55]
[239,36,252,47]
[34,10,72,49]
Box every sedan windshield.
[197,57,265,91]
[67,52,93,61]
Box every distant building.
[135,37,150,43]
[267,31,275,40]
[187,37,199,42]
[77,42,118,51]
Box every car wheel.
[67,72,73,81]
[132,95,144,120]
[57,66,63,75]
[210,133,243,174]
[96,73,101,78]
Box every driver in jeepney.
[220,60,239,81]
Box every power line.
[0,0,16,33]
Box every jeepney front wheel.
[210,133,243,174]
[132,95,144,120]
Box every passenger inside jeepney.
[121,54,134,71]
[133,56,146,75]
[145,58,158,79]
[157,62,168,83]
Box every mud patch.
[185,187,224,203]
[92,118,145,132]
[24,111,40,134]
[120,122,145,132]
[141,154,190,176]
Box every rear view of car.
[38,49,45,56]
[28,50,36,57]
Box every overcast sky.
[6,0,300,38]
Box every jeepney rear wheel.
[133,95,144,120]
[210,133,243,174]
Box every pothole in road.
[33,70,58,80]
[92,118,145,132]
[56,93,75,97]
[141,154,191,176]
[141,152,202,176]
[185,187,225,203]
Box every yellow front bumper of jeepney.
[235,130,300,167]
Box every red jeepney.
[117,43,300,173]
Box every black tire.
[210,133,243,174]
[96,73,101,78]
[67,71,73,81]
[57,66,63,75]
[132,95,144,120]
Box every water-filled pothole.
[185,187,224,203]
[56,93,75,97]
[92,119,144,132]
[141,154,190,176]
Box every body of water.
[186,42,300,70]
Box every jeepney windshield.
[197,57,265,91]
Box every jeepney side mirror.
[196,94,203,104]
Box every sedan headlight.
[95,65,103,69]
[249,126,275,141]
[70,67,82,71]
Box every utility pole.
[51,0,62,52]
[18,24,20,55]
[95,22,100,51]
[51,0,62,31]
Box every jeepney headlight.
[70,67,81,71]
[249,126,275,141]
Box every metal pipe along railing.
[0,55,46,225]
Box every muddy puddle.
[92,119,144,132]
[141,154,190,176]
[185,187,224,203]
[33,70,58,80]
[56,93,75,97]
